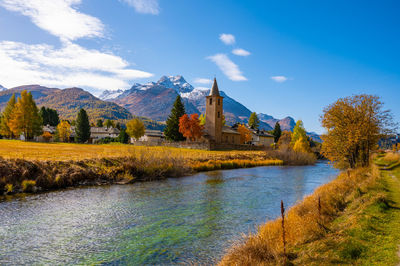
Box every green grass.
[291,161,400,265]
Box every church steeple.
[205,78,223,143]
[209,78,220,97]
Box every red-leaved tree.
[179,113,204,141]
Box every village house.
[132,129,164,144]
[250,129,274,146]
[90,127,120,143]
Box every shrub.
[5,183,13,193]
[22,180,36,192]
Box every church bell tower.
[205,78,223,142]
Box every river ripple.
[0,161,338,265]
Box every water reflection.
[0,162,338,265]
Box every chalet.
[90,127,120,143]
[250,129,274,146]
[133,129,164,143]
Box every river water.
[0,162,338,265]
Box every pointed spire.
[209,78,220,96]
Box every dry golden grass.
[0,140,266,162]
[220,167,378,265]
[383,152,400,164]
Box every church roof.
[209,78,220,97]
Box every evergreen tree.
[248,112,260,129]
[115,122,121,130]
[118,128,129,143]
[105,119,114,128]
[39,107,59,126]
[272,122,282,143]
[0,93,16,138]
[75,108,90,143]
[164,95,186,141]
[96,119,103,127]
[9,91,42,140]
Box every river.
[0,161,338,265]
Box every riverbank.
[0,140,289,196]
[220,153,400,265]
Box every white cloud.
[0,41,153,91]
[232,48,251,57]
[121,0,159,15]
[0,0,104,41]
[270,76,288,83]
[193,78,213,85]
[219,33,235,45]
[207,54,247,81]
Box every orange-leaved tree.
[237,124,252,144]
[179,113,204,141]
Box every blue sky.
[0,0,399,133]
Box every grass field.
[0,140,268,161]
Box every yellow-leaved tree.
[57,121,71,142]
[321,94,396,169]
[9,91,43,140]
[293,136,312,153]
[0,93,16,138]
[126,118,145,141]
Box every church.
[203,78,241,145]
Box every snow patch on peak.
[180,88,210,100]
[99,89,125,100]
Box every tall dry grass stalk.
[219,167,379,265]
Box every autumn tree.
[248,112,260,129]
[273,122,282,143]
[164,95,186,141]
[75,108,91,143]
[126,118,145,140]
[237,124,252,144]
[321,94,396,168]
[277,131,292,151]
[199,114,206,126]
[293,136,312,153]
[42,131,53,142]
[179,113,204,141]
[57,121,71,142]
[291,120,307,146]
[0,93,16,138]
[9,91,43,140]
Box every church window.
[218,99,220,105]
[218,111,220,118]
[209,98,212,105]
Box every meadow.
[0,140,284,195]
[220,152,400,265]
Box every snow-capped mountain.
[101,75,320,138]
[157,75,193,94]
[0,85,7,91]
